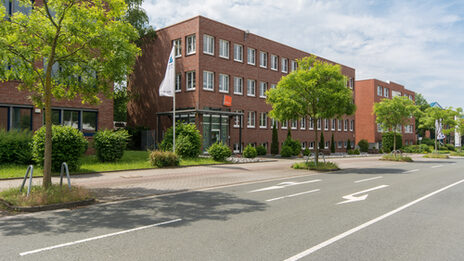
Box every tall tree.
[0,0,140,187]
[414,93,431,137]
[330,133,335,153]
[374,96,419,153]
[267,56,355,165]
[419,106,458,152]
[271,122,279,155]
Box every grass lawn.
[0,150,228,179]
[423,153,449,159]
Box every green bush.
[271,123,279,155]
[292,161,339,171]
[353,148,360,155]
[302,148,310,156]
[207,142,232,161]
[32,126,88,172]
[160,123,201,158]
[445,144,455,151]
[420,138,434,146]
[330,133,335,153]
[0,129,33,164]
[358,139,369,153]
[93,130,130,162]
[149,150,179,167]
[280,145,293,157]
[402,144,431,154]
[382,132,403,152]
[256,145,267,156]
[283,136,300,156]
[243,144,257,158]
[346,139,352,151]
[381,154,413,162]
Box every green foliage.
[243,144,258,158]
[347,148,360,155]
[445,144,455,151]
[346,139,352,150]
[149,150,179,167]
[283,135,301,156]
[271,122,279,155]
[420,138,434,146]
[32,126,88,172]
[402,144,431,154]
[381,154,413,162]
[280,145,294,157]
[207,142,232,161]
[292,161,339,171]
[160,122,201,158]
[256,145,267,156]
[358,139,369,153]
[113,87,130,122]
[330,133,335,153]
[319,132,325,150]
[124,0,156,46]
[423,153,449,159]
[382,132,403,152]
[419,106,459,151]
[450,151,464,156]
[0,130,33,164]
[93,130,130,162]
[302,148,311,156]
[414,93,431,136]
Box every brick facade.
[128,16,356,153]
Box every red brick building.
[0,0,113,135]
[355,79,416,150]
[128,16,356,153]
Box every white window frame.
[338,119,342,131]
[338,141,343,149]
[271,118,277,128]
[350,120,354,131]
[186,34,196,55]
[300,118,306,130]
[325,141,329,149]
[175,73,181,92]
[234,77,243,95]
[219,39,229,59]
[317,119,321,130]
[384,87,389,98]
[324,119,329,130]
[259,112,267,129]
[247,79,256,97]
[281,58,288,73]
[234,110,243,128]
[219,74,229,93]
[247,48,256,65]
[271,84,276,89]
[291,60,297,72]
[203,71,214,91]
[344,119,348,131]
[234,44,243,62]
[281,120,288,129]
[186,71,196,91]
[203,34,214,55]
[247,111,256,128]
[291,120,297,130]
[259,82,267,98]
[309,142,314,149]
[377,85,383,96]
[260,51,267,68]
[271,54,278,71]
[173,39,182,58]
[331,119,336,131]
[309,117,314,130]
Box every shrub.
[256,145,267,156]
[420,137,434,146]
[283,137,300,156]
[381,154,413,162]
[271,123,279,155]
[346,139,352,151]
[445,144,455,151]
[347,149,354,155]
[243,144,257,158]
[330,133,335,153]
[319,132,325,150]
[358,139,369,153]
[423,153,449,159]
[149,150,179,167]
[280,145,293,157]
[292,161,339,171]
[0,129,33,164]
[207,142,232,161]
[353,148,360,155]
[302,148,311,156]
[93,130,130,162]
[402,144,431,154]
[32,126,88,172]
[160,123,201,158]
[382,132,403,152]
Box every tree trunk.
[393,130,397,155]
[435,130,438,153]
[314,118,319,166]
[43,69,53,188]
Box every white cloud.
[142,0,464,108]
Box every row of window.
[232,140,354,153]
[377,85,414,100]
[377,124,414,133]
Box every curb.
[0,198,95,213]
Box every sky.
[142,0,464,108]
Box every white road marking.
[403,169,420,174]
[354,176,383,183]
[19,218,182,256]
[266,189,320,202]
[431,165,443,169]
[337,185,389,205]
[284,178,464,261]
[250,179,321,193]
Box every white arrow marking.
[249,179,321,193]
[403,169,419,174]
[337,185,389,205]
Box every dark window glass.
[51,109,61,125]
[82,111,97,131]
[63,110,79,129]
[12,107,31,130]
[0,107,8,130]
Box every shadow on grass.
[0,189,267,236]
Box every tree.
[271,122,279,155]
[456,114,464,152]
[374,96,418,153]
[419,106,458,152]
[0,0,140,187]
[414,93,431,137]
[267,56,355,165]
[319,132,325,150]
[347,139,351,151]
[330,133,335,153]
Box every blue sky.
[142,0,464,108]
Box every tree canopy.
[414,93,431,137]
[419,106,459,151]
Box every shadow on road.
[330,168,406,175]
[0,189,267,236]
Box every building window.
[219,74,229,93]
[317,119,321,130]
[301,142,306,149]
[325,141,329,149]
[377,85,383,96]
[291,119,297,130]
[233,143,242,153]
[324,119,329,130]
[259,112,267,128]
[260,51,267,68]
[348,78,354,89]
[247,79,256,96]
[259,82,267,98]
[0,107,8,130]
[186,34,196,55]
[11,107,32,130]
[377,123,383,133]
[344,119,348,131]
[300,118,306,129]
[332,119,336,131]
[309,117,314,130]
[271,55,278,71]
[338,141,343,148]
[172,39,181,57]
[175,73,181,92]
[234,44,243,62]
[203,71,214,91]
[384,88,389,98]
[219,39,229,59]
[291,60,297,72]
[247,111,255,128]
[203,34,214,55]
[234,110,243,128]
[271,84,276,89]
[63,110,79,129]
[350,120,354,131]
[82,111,97,131]
[234,77,243,95]
[338,119,342,131]
[186,71,196,90]
[281,120,288,129]
[281,58,288,73]
[309,142,314,149]
[247,48,256,65]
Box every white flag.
[436,119,446,140]
[159,46,175,97]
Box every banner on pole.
[159,46,176,97]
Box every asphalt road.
[1,157,464,260]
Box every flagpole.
[173,54,176,153]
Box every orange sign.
[223,95,232,107]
